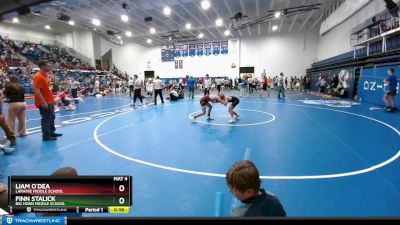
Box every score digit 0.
[119,197,125,205]
[119,185,125,192]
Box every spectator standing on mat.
[277,73,285,99]
[69,77,80,105]
[0,100,16,153]
[4,75,26,137]
[187,76,196,99]
[383,68,398,112]
[204,74,212,96]
[132,74,143,107]
[154,76,165,105]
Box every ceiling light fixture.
[45,25,51,30]
[150,27,156,34]
[185,23,192,30]
[121,14,129,22]
[163,7,171,16]
[274,11,282,18]
[125,31,132,37]
[12,18,19,23]
[198,33,204,39]
[201,0,211,10]
[92,19,101,26]
[147,39,152,44]
[68,20,75,25]
[224,30,230,36]
[272,25,279,31]
[216,18,223,27]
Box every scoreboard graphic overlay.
[8,176,132,214]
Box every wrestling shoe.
[51,133,63,137]
[43,136,57,141]
[228,118,236,123]
[1,146,15,155]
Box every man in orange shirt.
[33,61,62,141]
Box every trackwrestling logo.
[2,216,64,225]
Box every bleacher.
[386,35,400,50]
[1,35,94,70]
[312,36,400,69]
[0,39,25,67]
[1,34,123,95]
[355,47,367,58]
[41,44,77,64]
[312,8,400,69]
[314,51,355,68]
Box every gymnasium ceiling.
[1,0,343,46]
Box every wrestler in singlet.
[227,96,240,109]
[200,95,211,106]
